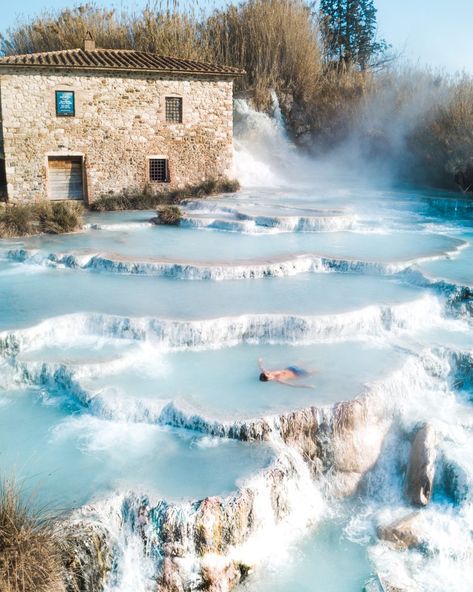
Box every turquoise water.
[238,519,372,592]
[0,265,422,330]
[8,221,464,262]
[418,229,473,286]
[0,186,473,592]
[0,188,472,592]
[0,387,274,508]
[1,110,473,591]
[47,342,405,419]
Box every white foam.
[52,414,163,455]
[1,295,454,356]
[233,97,313,189]
[180,212,359,234]
[343,345,473,592]
[194,436,229,449]
[86,222,153,232]
[9,247,462,282]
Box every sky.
[375,0,473,74]
[1,0,472,73]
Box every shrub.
[0,201,84,238]
[0,478,64,592]
[0,204,35,237]
[155,205,182,225]
[217,178,241,193]
[90,179,240,212]
[408,76,473,191]
[35,201,84,234]
[90,190,166,212]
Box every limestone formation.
[377,512,424,550]
[277,407,320,469]
[225,395,389,496]
[332,396,389,475]
[159,557,185,592]
[56,390,394,592]
[364,573,420,592]
[60,522,113,592]
[406,424,437,506]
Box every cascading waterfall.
[0,98,472,592]
[233,95,316,188]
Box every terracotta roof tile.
[0,48,245,77]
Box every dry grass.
[90,178,240,211]
[35,201,84,234]
[341,67,473,190]
[304,64,374,147]
[412,76,473,190]
[155,204,182,225]
[0,1,322,110]
[0,201,84,238]
[0,5,130,55]
[0,204,35,237]
[206,0,323,109]
[0,478,64,592]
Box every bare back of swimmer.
[258,358,315,388]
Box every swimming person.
[258,358,315,388]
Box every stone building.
[0,37,244,203]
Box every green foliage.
[319,0,388,69]
[90,179,240,212]
[0,201,84,238]
[155,205,182,225]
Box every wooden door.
[48,156,84,200]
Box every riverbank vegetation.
[90,178,240,211]
[0,479,64,592]
[0,201,84,238]
[0,179,238,237]
[1,1,472,193]
[154,205,183,225]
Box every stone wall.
[0,85,5,199]
[0,83,4,157]
[0,70,234,202]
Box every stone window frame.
[147,155,170,183]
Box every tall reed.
[0,1,322,108]
[0,478,64,592]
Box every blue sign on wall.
[56,90,75,117]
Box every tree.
[319,0,388,69]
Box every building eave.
[0,64,245,78]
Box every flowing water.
[0,99,472,591]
